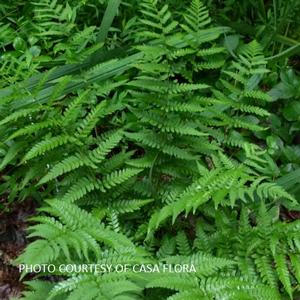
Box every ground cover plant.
[0,0,300,299]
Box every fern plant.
[16,200,283,300]
[124,0,227,201]
[192,202,300,299]
[0,80,145,205]
[147,150,296,233]
[0,0,299,300]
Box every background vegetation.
[0,0,300,299]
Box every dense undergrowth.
[0,0,300,299]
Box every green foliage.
[205,0,300,62]
[192,202,300,299]
[0,0,299,300]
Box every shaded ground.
[0,198,36,300]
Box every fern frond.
[106,199,153,214]
[22,135,81,162]
[88,130,123,164]
[126,131,196,160]
[7,119,61,141]
[0,106,49,126]
[176,231,192,256]
[37,153,92,185]
[182,0,211,32]
[61,168,142,202]
[274,253,293,299]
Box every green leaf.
[283,101,300,121]
[97,0,122,43]
[224,34,239,54]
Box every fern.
[16,200,135,266]
[191,202,300,299]
[38,130,123,185]
[182,0,211,32]
[61,168,142,203]
[22,135,81,162]
[148,151,295,231]
[38,154,92,185]
[0,1,298,300]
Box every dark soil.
[0,198,36,300]
[280,206,300,221]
